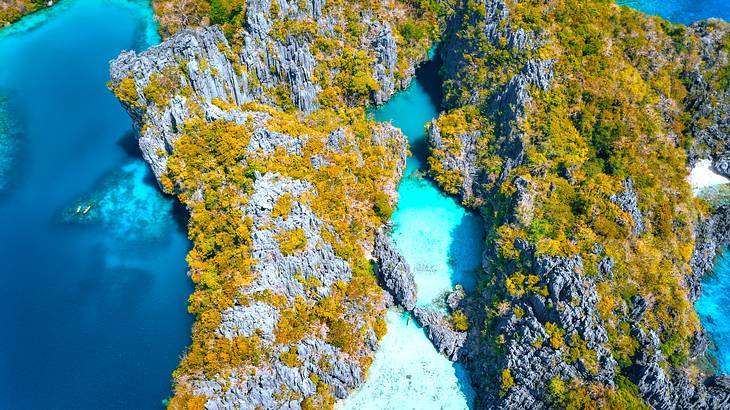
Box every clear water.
[697,253,730,373]
[341,61,483,409]
[0,1,192,408]
[616,0,730,24]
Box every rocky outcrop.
[690,205,730,301]
[685,20,730,176]
[110,20,415,406]
[428,122,482,202]
[430,1,730,409]
[412,307,467,361]
[373,229,417,311]
[625,292,730,410]
[609,178,645,237]
[110,18,419,181]
[461,246,617,408]
[194,337,372,410]
[111,27,240,178]
[371,23,403,105]
[430,0,555,202]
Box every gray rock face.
[433,0,555,201]
[447,285,466,310]
[196,338,366,410]
[463,251,616,408]
[109,16,418,180]
[246,173,353,299]
[690,205,730,301]
[373,230,417,311]
[609,178,645,237]
[219,301,279,341]
[685,20,730,176]
[412,307,467,361]
[428,122,482,202]
[185,171,372,409]
[110,25,412,406]
[433,2,730,409]
[370,23,400,105]
[108,0,432,406]
[110,26,243,178]
[623,293,730,410]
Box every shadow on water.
[448,212,485,292]
[416,52,444,111]
[409,52,444,168]
[116,130,141,158]
[116,129,191,236]
[171,199,191,236]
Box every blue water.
[697,253,730,373]
[0,1,192,408]
[616,0,730,24]
[341,61,483,409]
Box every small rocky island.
[106,0,730,408]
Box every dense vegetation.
[109,0,452,406]
[0,0,53,26]
[158,105,404,408]
[151,0,443,109]
[429,0,729,406]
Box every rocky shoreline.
[107,0,730,407]
[108,0,440,405]
[427,0,730,408]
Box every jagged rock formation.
[427,0,730,408]
[608,179,645,237]
[373,229,417,311]
[372,228,470,360]
[690,205,730,302]
[685,20,730,177]
[188,172,378,409]
[412,307,467,361]
[109,12,419,406]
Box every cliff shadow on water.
[116,129,191,236]
[409,54,444,166]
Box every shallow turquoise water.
[341,61,482,409]
[697,253,730,373]
[0,1,192,408]
[616,0,729,24]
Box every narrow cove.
[340,60,484,409]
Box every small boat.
[82,205,92,214]
[76,206,81,213]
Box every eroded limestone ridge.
[427,0,730,408]
[107,0,442,406]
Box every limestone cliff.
[427,0,730,408]
[108,0,441,405]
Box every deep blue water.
[0,0,192,408]
[617,0,730,24]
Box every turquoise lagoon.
[340,61,483,409]
[0,1,192,408]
